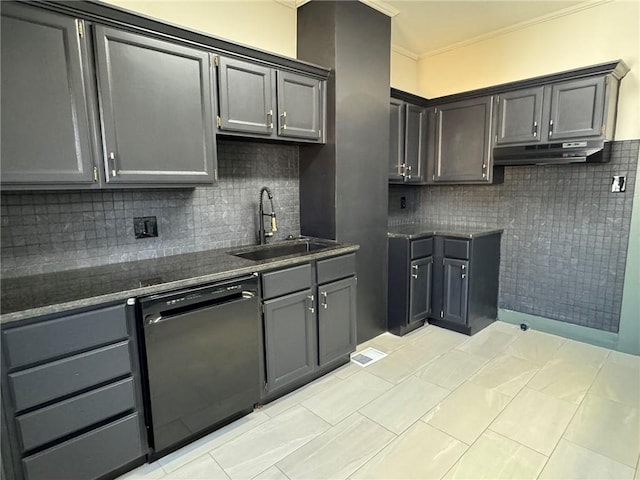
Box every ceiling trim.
[391,44,419,61]
[359,0,401,18]
[274,0,310,9]
[418,0,613,59]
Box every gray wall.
[298,1,390,342]
[389,140,639,333]
[1,141,300,278]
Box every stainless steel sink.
[230,240,332,261]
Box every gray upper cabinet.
[495,87,544,145]
[431,96,493,183]
[216,56,325,143]
[389,99,427,183]
[0,4,97,187]
[495,76,608,145]
[548,77,606,140]
[94,26,217,185]
[277,71,323,140]
[217,56,274,135]
[388,99,404,182]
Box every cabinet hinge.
[440,310,444,318]
[212,55,219,67]
[216,116,222,128]
[264,381,268,391]
[496,95,499,103]
[318,129,322,137]
[213,169,218,181]
[92,165,98,182]
[260,303,265,314]
[76,19,84,38]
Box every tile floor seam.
[523,354,608,478]
[205,452,230,480]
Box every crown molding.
[359,0,400,17]
[391,44,419,61]
[418,0,613,59]
[274,0,310,9]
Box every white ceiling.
[367,0,593,58]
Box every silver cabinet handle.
[462,273,466,279]
[533,121,538,137]
[108,152,117,177]
[267,110,273,129]
[411,264,419,279]
[307,294,315,313]
[549,119,554,137]
[321,291,328,309]
[281,111,287,130]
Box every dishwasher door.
[140,278,260,458]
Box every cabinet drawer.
[410,238,433,259]
[262,264,312,300]
[22,413,143,480]
[317,253,356,284]
[2,304,128,370]
[9,341,132,412]
[444,238,471,260]
[17,378,136,452]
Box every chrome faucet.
[258,187,277,245]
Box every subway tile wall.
[1,141,300,278]
[389,140,639,333]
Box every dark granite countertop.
[1,238,358,324]
[388,224,503,240]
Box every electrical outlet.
[611,175,626,193]
[400,196,407,209]
[134,216,158,239]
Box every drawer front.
[17,378,136,452]
[9,341,132,412]
[3,304,128,370]
[22,413,143,480]
[444,238,471,260]
[317,253,356,284]
[410,238,433,259]
[262,264,312,300]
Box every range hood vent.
[493,141,611,166]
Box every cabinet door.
[495,87,544,145]
[433,96,492,183]
[277,72,322,140]
[409,256,432,323]
[389,99,405,182]
[218,57,274,135]
[1,4,96,186]
[264,290,315,393]
[443,259,469,325]
[94,26,216,185]
[404,104,427,183]
[548,77,606,140]
[318,277,357,367]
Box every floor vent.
[350,347,387,367]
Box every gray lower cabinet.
[94,26,217,185]
[317,276,357,366]
[430,96,494,183]
[0,303,147,480]
[442,258,469,325]
[0,3,97,187]
[430,234,501,335]
[388,236,433,336]
[263,289,316,393]
[216,56,325,143]
[261,254,357,399]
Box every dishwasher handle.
[145,290,257,326]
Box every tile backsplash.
[389,140,639,333]
[1,140,300,278]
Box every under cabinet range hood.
[493,141,611,166]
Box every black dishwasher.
[138,274,260,460]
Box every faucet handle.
[271,216,278,232]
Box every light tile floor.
[119,322,640,480]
